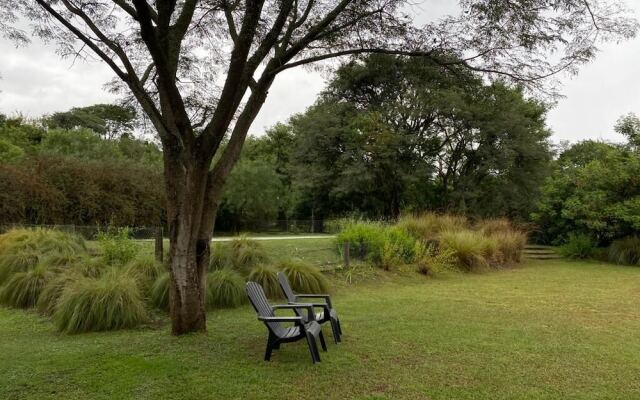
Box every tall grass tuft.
[413,241,457,276]
[37,272,77,316]
[0,265,50,308]
[209,243,229,271]
[438,230,490,271]
[150,272,171,311]
[228,236,269,272]
[475,218,515,235]
[398,213,467,240]
[278,260,329,294]
[608,236,640,265]
[125,254,163,289]
[53,269,148,333]
[0,251,39,284]
[492,230,527,264]
[206,269,246,309]
[247,264,282,298]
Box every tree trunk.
[164,156,217,335]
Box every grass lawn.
[1,260,639,399]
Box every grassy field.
[1,260,640,399]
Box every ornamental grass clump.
[206,268,246,309]
[209,243,229,271]
[0,265,50,308]
[438,230,490,271]
[228,236,269,272]
[413,241,457,276]
[53,269,147,334]
[150,272,171,311]
[247,264,281,299]
[278,260,329,294]
[608,236,640,266]
[37,272,77,316]
[398,213,467,241]
[492,230,527,264]
[125,254,163,289]
[0,228,87,284]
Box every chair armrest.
[295,294,333,308]
[272,303,316,321]
[258,316,302,323]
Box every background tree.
[46,104,137,140]
[7,0,637,334]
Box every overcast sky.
[0,1,639,144]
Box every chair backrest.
[277,272,297,303]
[246,282,284,335]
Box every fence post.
[343,242,350,268]
[155,227,163,263]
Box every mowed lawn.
[1,260,640,399]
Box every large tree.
[4,0,637,334]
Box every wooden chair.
[277,272,343,343]
[246,281,327,363]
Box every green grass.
[1,259,639,399]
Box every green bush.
[125,254,162,289]
[559,233,595,260]
[438,230,490,271]
[379,240,404,271]
[0,265,50,308]
[384,226,416,262]
[413,242,457,276]
[335,220,387,261]
[247,264,281,299]
[228,236,269,272]
[53,269,147,333]
[278,260,329,294]
[97,228,139,265]
[608,236,640,265]
[206,269,246,309]
[150,272,171,311]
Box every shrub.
[438,230,490,271]
[209,243,229,271]
[247,264,281,298]
[97,228,139,265]
[384,226,416,262]
[335,220,387,261]
[206,269,246,309]
[559,233,595,259]
[278,260,329,294]
[125,254,162,288]
[53,269,147,333]
[398,213,467,240]
[150,272,171,311]
[413,242,457,276]
[0,265,50,308]
[228,236,268,272]
[379,240,404,271]
[608,236,640,265]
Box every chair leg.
[337,317,343,335]
[331,318,341,343]
[319,330,327,351]
[305,333,319,364]
[264,340,274,361]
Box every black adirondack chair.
[246,281,327,363]
[277,272,343,343]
